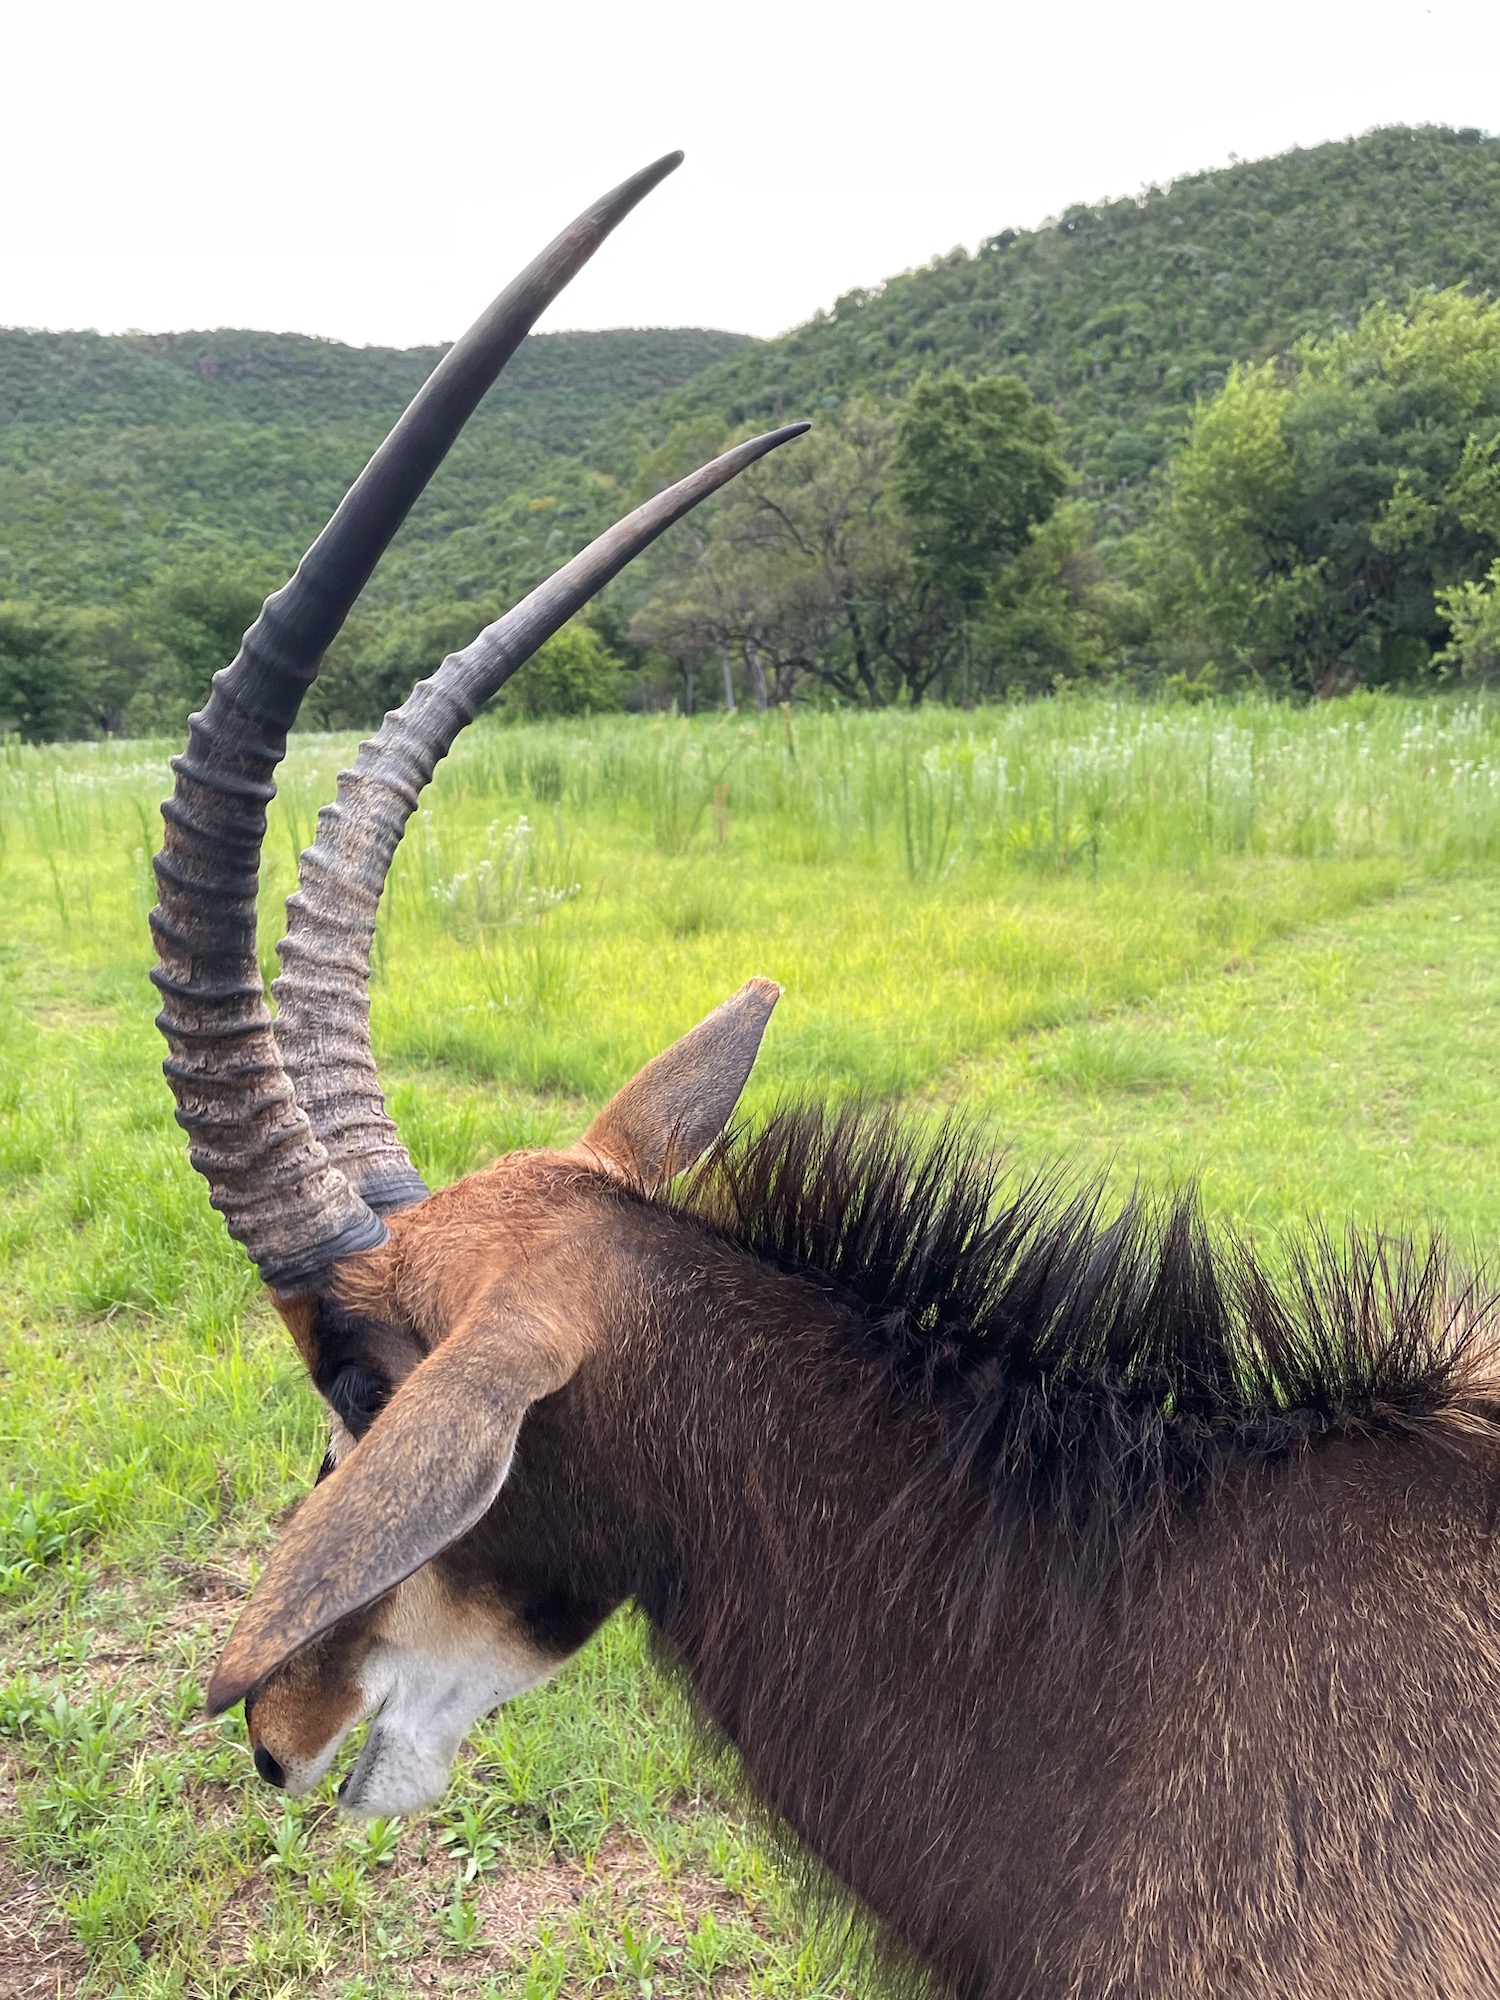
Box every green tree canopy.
[1437,557,1500,679]
[892,373,1071,604]
[1150,289,1500,693]
[0,603,90,742]
[127,555,280,726]
[632,384,1101,706]
[498,622,625,719]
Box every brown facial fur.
[245,1562,574,1808]
[245,1609,376,1780]
[261,985,784,1450]
[209,1273,585,1711]
[216,992,789,1800]
[261,1152,609,1482]
[212,1178,595,1714]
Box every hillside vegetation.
[5,125,1500,733]
[0,327,752,605]
[657,124,1500,491]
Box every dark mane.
[651,1108,1500,1995]
[679,1105,1500,1594]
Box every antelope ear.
[206,1309,574,1713]
[575,978,781,1190]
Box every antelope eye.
[325,1364,391,1436]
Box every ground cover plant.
[4,693,1500,1997]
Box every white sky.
[2,0,1498,348]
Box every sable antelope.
[152,161,1500,2000]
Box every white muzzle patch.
[253,1566,562,1814]
[335,1638,554,1817]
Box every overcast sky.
[3,0,1497,349]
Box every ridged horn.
[149,154,684,1296]
[272,423,811,1213]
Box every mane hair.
[676,1104,1500,1626]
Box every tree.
[1149,290,1500,693]
[872,373,1071,702]
[718,402,899,704]
[0,603,91,742]
[1436,558,1500,679]
[123,555,280,729]
[632,407,896,706]
[892,373,1071,605]
[631,385,1089,707]
[69,609,170,735]
[0,601,168,740]
[498,621,624,718]
[976,501,1150,693]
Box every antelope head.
[150,157,802,1810]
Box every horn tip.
[753,421,812,453]
[627,150,686,196]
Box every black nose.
[253,1743,286,1789]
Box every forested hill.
[650,125,1500,486]
[0,326,752,441]
[0,327,753,603]
[8,126,1499,608]
[4,124,1500,691]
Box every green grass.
[5,691,1500,1995]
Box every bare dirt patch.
[476,1834,747,1962]
[0,1838,84,2000]
[478,1855,587,1953]
[590,1833,746,1930]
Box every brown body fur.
[229,1106,1500,2000]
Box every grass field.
[5,692,1500,1997]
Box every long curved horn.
[150,155,684,1296]
[272,423,811,1213]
